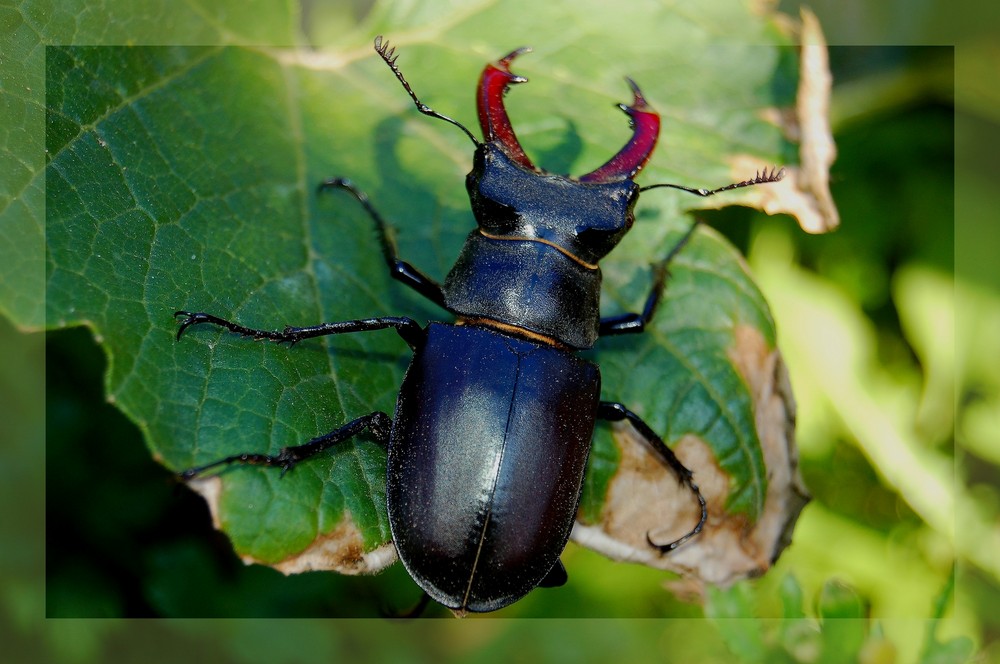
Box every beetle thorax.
[441,145,641,349]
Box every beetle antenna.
[374,36,481,147]
[381,591,433,619]
[640,166,785,197]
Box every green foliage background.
[3,0,997,662]
[41,28,788,567]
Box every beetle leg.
[382,591,434,620]
[597,220,700,337]
[318,178,448,310]
[178,412,392,480]
[597,401,707,553]
[174,312,425,349]
[537,559,568,588]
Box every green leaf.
[919,573,976,664]
[780,574,807,620]
[817,580,868,664]
[43,3,799,576]
[705,583,767,662]
[1,3,46,328]
[588,222,775,519]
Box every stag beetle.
[174,36,784,614]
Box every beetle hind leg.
[597,401,707,553]
[538,560,568,588]
[178,411,392,480]
[381,591,434,620]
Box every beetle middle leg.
[597,401,707,553]
[597,220,701,337]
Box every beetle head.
[467,48,661,266]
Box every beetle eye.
[471,196,519,233]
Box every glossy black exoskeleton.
[174,36,784,614]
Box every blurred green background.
[4,0,999,662]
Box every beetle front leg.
[318,178,448,311]
[174,311,425,349]
[179,411,392,480]
[597,220,700,337]
[597,401,707,552]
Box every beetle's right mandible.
[477,46,535,170]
